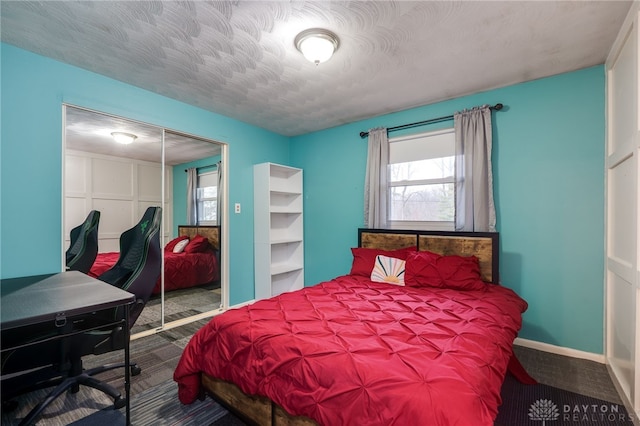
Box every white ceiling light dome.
[111,132,137,145]
[294,28,340,65]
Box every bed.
[89,225,220,294]
[174,229,530,426]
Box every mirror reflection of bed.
[63,105,225,336]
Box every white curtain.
[454,105,496,232]
[216,160,223,226]
[186,167,198,226]
[364,127,389,228]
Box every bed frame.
[199,228,500,426]
[358,228,499,283]
[178,225,221,252]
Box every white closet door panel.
[606,154,636,397]
[94,198,133,238]
[64,197,90,249]
[609,156,636,262]
[65,155,88,195]
[138,163,162,201]
[610,25,637,155]
[609,270,636,397]
[92,158,134,198]
[65,198,90,233]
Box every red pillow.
[165,236,189,252]
[405,251,486,291]
[350,246,417,277]
[184,234,210,253]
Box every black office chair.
[65,210,100,273]
[1,206,162,425]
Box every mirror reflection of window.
[197,170,218,225]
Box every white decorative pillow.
[370,255,406,286]
[173,238,190,253]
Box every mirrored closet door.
[63,105,226,337]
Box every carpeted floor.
[2,319,635,425]
[496,373,634,425]
[38,378,237,426]
[65,378,230,426]
[131,284,221,335]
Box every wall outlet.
[234,203,241,214]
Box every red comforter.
[174,275,527,425]
[89,250,219,294]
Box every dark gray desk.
[1,271,135,425]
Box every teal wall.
[1,42,606,354]
[0,43,289,305]
[291,66,605,354]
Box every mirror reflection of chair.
[65,210,100,273]
[96,206,163,328]
[1,207,162,425]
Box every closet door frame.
[62,104,229,338]
[605,3,639,415]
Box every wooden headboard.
[358,228,499,284]
[178,225,220,251]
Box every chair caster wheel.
[131,365,142,376]
[113,397,127,409]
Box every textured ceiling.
[1,1,633,137]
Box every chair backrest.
[66,210,100,273]
[97,206,162,328]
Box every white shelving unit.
[254,163,304,300]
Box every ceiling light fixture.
[111,132,137,145]
[294,28,340,65]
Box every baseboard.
[229,299,256,309]
[514,337,606,364]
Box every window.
[388,128,455,230]
[197,171,218,225]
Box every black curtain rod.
[359,103,504,139]
[184,164,217,172]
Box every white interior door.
[606,5,639,413]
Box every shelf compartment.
[271,269,304,297]
[269,164,303,194]
[270,262,303,276]
[270,240,303,271]
[269,212,302,242]
[270,191,302,213]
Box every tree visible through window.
[388,129,455,230]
